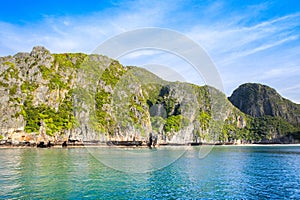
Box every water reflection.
[0,149,22,198]
[0,146,299,199]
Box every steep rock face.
[0,46,89,143]
[0,47,268,144]
[229,83,300,126]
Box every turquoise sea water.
[0,146,300,199]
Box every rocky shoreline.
[1,139,299,148]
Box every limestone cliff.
[229,83,300,142]
[229,83,300,125]
[0,47,298,145]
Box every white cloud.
[257,66,300,81]
[120,50,163,59]
[188,12,300,65]
[227,35,298,61]
[185,8,300,101]
[0,0,177,55]
[0,0,299,102]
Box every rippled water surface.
[0,146,300,199]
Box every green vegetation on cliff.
[229,83,300,142]
[93,61,126,135]
[229,83,300,125]
[22,90,75,136]
[0,47,299,144]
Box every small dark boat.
[189,142,202,146]
[37,141,53,148]
[37,142,47,148]
[62,141,68,147]
[106,141,143,146]
[159,143,186,146]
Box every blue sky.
[1,0,300,103]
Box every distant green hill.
[229,83,300,142]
